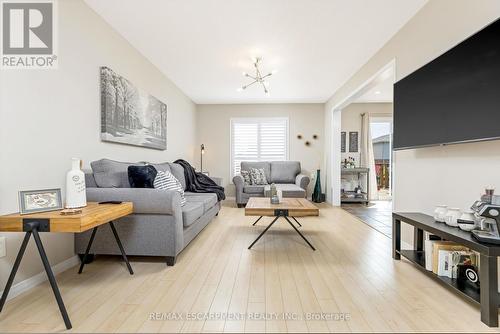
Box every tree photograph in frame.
[100,66,167,150]
[19,188,63,215]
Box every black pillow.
[128,165,158,188]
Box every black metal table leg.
[248,216,280,249]
[252,216,263,226]
[31,227,72,330]
[284,216,315,251]
[480,254,499,327]
[109,222,134,275]
[291,216,302,227]
[392,217,401,260]
[78,226,98,274]
[0,232,31,312]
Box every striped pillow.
[154,170,186,206]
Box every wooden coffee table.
[245,198,319,250]
[0,202,134,330]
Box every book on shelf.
[437,250,478,278]
[432,241,469,274]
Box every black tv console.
[393,212,500,327]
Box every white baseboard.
[1,255,79,302]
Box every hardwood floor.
[0,202,499,333]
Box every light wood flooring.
[0,202,499,333]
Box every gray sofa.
[74,159,221,266]
[233,161,310,207]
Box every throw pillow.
[250,168,268,185]
[240,170,252,185]
[154,170,186,206]
[128,165,157,188]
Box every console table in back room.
[393,212,500,327]
[0,202,134,330]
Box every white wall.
[196,104,325,197]
[341,103,393,164]
[0,0,196,287]
[324,0,500,245]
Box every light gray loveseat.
[233,161,310,207]
[75,159,221,266]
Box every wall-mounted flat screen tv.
[393,18,500,150]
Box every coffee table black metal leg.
[248,216,280,249]
[78,226,98,274]
[252,216,263,226]
[291,216,302,227]
[0,232,31,313]
[109,222,134,275]
[284,216,316,251]
[32,228,72,330]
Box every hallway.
[341,201,392,237]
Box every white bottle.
[65,158,87,208]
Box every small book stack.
[424,237,479,278]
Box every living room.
[1,0,500,333]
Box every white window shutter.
[231,118,289,176]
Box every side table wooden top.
[0,202,133,233]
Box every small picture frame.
[349,131,359,153]
[341,132,346,153]
[19,188,63,215]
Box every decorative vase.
[312,169,322,203]
[65,158,87,209]
[434,205,448,222]
[444,208,461,227]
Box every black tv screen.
[393,18,500,150]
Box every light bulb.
[271,69,278,74]
[237,87,243,92]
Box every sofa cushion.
[264,183,306,198]
[151,162,171,173]
[250,168,268,185]
[241,162,271,182]
[182,201,204,227]
[240,170,251,185]
[184,193,217,212]
[154,170,186,206]
[168,163,187,190]
[128,165,158,188]
[243,185,265,194]
[91,159,142,188]
[270,161,301,183]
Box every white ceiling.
[84,0,427,104]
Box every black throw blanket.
[174,159,226,201]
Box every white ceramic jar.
[458,210,477,231]
[434,205,448,222]
[445,208,461,227]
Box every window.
[230,117,289,177]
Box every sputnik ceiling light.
[238,57,277,95]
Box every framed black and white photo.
[349,131,359,152]
[100,66,167,150]
[19,188,63,215]
[341,131,346,153]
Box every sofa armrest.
[86,188,181,215]
[295,174,310,190]
[233,175,246,204]
[233,175,244,190]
